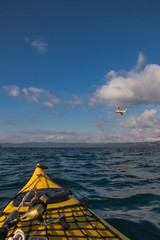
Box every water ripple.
[0,146,160,240]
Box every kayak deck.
[0,164,129,240]
[1,203,126,239]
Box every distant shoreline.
[0,141,160,148]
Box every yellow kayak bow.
[0,164,130,240]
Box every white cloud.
[51,110,62,117]
[13,129,81,143]
[119,109,158,129]
[2,108,160,143]
[91,108,160,142]
[24,37,29,43]
[29,87,46,94]
[23,87,60,105]
[42,102,54,108]
[65,94,83,105]
[24,37,48,54]
[114,109,160,142]
[22,88,29,96]
[3,85,60,108]
[2,85,84,111]
[31,39,48,54]
[45,135,65,141]
[90,53,160,107]
[45,135,55,140]
[2,85,20,97]
[134,52,146,70]
[64,94,84,109]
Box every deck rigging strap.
[13,188,71,207]
[18,175,43,210]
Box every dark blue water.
[0,146,160,240]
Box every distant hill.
[1,141,160,148]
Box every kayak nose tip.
[36,164,48,169]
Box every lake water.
[0,146,160,240]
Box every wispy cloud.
[24,37,29,43]
[24,37,48,54]
[42,102,55,108]
[51,110,62,117]
[134,51,146,70]
[92,116,106,130]
[64,94,83,105]
[2,85,84,111]
[3,86,60,108]
[32,39,48,54]
[23,87,60,105]
[2,85,20,97]
[64,94,84,109]
[45,135,65,141]
[0,127,98,143]
[10,129,81,143]
[21,129,79,136]
[90,52,160,107]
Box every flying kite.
[115,106,127,115]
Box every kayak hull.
[0,164,129,240]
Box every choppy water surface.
[0,146,160,240]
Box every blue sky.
[1,0,160,143]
